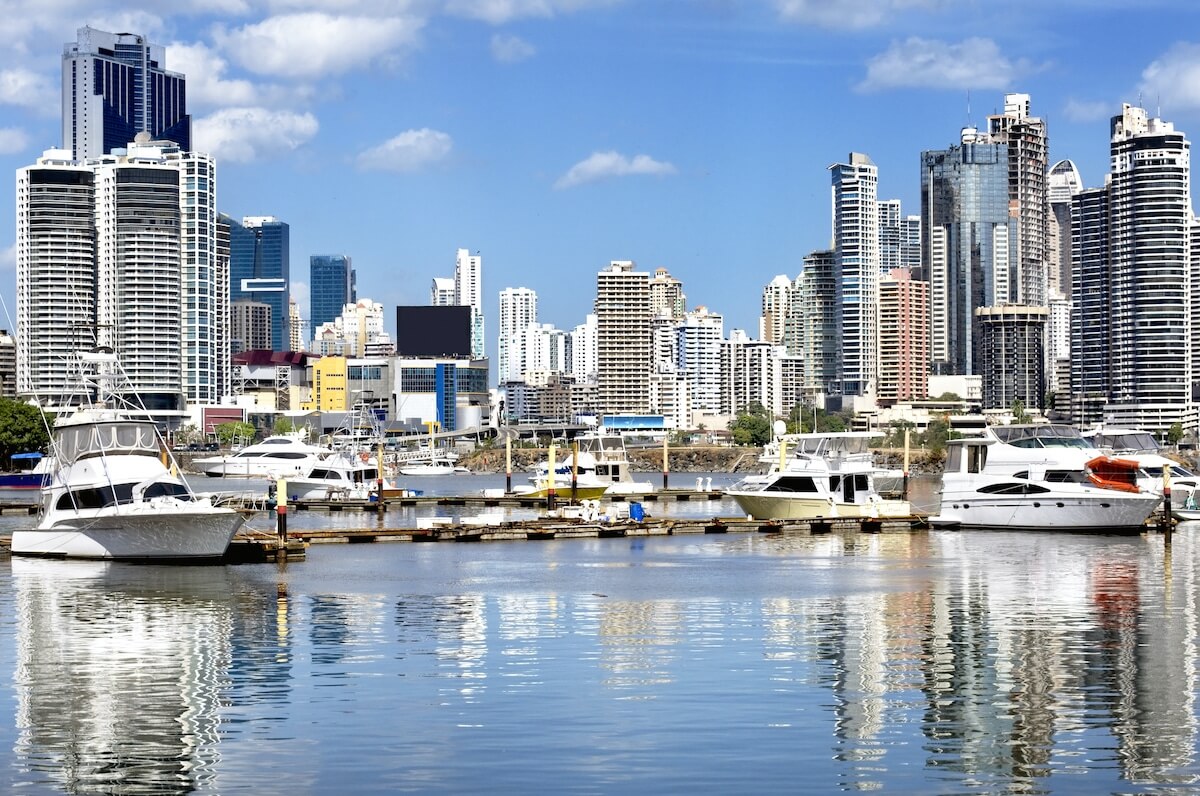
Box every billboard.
[395,305,472,358]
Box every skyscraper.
[310,255,355,331]
[830,152,879,399]
[455,249,484,359]
[1046,159,1083,298]
[878,269,929,405]
[62,27,190,160]
[595,261,650,414]
[228,215,290,352]
[498,287,538,382]
[649,268,686,319]
[1071,104,1193,429]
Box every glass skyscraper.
[62,26,190,160]
[227,215,290,352]
[310,255,356,332]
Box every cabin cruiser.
[282,449,399,500]
[1080,425,1195,494]
[724,432,911,520]
[194,433,328,478]
[531,430,654,495]
[930,424,1160,533]
[12,351,244,560]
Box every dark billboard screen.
[396,305,472,357]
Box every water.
[2,479,1198,793]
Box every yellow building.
[302,356,349,411]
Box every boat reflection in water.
[8,559,288,794]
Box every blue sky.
[2,1,1200,346]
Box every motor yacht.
[930,424,1160,533]
[724,432,911,520]
[194,433,328,478]
[1080,425,1195,494]
[12,351,244,560]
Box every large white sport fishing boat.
[12,351,245,560]
[930,424,1160,533]
[724,432,912,520]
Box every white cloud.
[554,150,677,189]
[445,0,619,25]
[491,33,536,63]
[193,107,319,163]
[0,128,30,155]
[0,68,57,112]
[1140,42,1200,112]
[0,244,14,272]
[356,128,453,172]
[213,13,424,78]
[1063,98,1111,123]
[857,37,1029,92]
[168,42,260,108]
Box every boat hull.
[0,472,49,490]
[727,491,911,520]
[515,485,610,501]
[12,508,245,560]
[930,491,1158,533]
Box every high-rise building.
[1046,159,1083,298]
[830,152,879,398]
[0,330,15,398]
[975,305,1047,411]
[62,27,190,160]
[430,277,456,306]
[798,250,838,398]
[455,248,484,359]
[310,255,355,332]
[649,268,686,319]
[231,300,272,354]
[228,215,290,352]
[570,314,598,384]
[760,274,792,345]
[677,307,723,412]
[595,261,651,414]
[288,297,305,353]
[987,93,1049,307]
[498,287,537,382]
[920,121,1012,375]
[878,268,929,406]
[1071,104,1193,430]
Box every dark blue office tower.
[226,215,291,352]
[62,26,191,160]
[310,255,356,331]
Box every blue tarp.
[11,452,43,460]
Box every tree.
[1010,399,1030,424]
[274,417,298,435]
[0,398,52,464]
[729,403,772,446]
[923,416,950,455]
[215,421,256,446]
[1168,422,1184,445]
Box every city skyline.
[3,4,1200,339]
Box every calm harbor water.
[0,475,1197,793]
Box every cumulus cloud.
[193,107,319,163]
[213,13,424,78]
[857,37,1030,92]
[1063,98,1111,123]
[1140,42,1200,112]
[0,128,30,154]
[0,68,58,112]
[168,42,260,108]
[554,150,677,189]
[356,128,453,172]
[491,33,536,63]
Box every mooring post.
[276,476,288,544]
[903,428,911,500]
[662,434,669,490]
[1162,464,1173,538]
[571,440,579,503]
[505,433,512,494]
[376,439,385,517]
[546,441,557,511]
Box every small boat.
[283,449,399,501]
[513,474,610,501]
[193,433,328,478]
[930,424,1161,533]
[398,457,470,476]
[724,432,911,520]
[1080,425,1195,495]
[1170,479,1200,521]
[12,350,245,560]
[531,429,655,495]
[0,452,52,490]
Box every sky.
[3,0,1200,351]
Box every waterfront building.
[498,287,537,382]
[878,268,929,406]
[760,274,793,346]
[504,372,575,424]
[570,314,598,384]
[518,323,569,377]
[430,277,456,306]
[1071,104,1193,431]
[797,250,839,399]
[830,153,879,399]
[677,307,724,412]
[310,299,390,358]
[879,200,922,275]
[310,255,355,332]
[1046,293,1072,410]
[395,355,490,431]
[455,249,485,359]
[987,93,1049,307]
[62,26,190,160]
[231,300,272,354]
[0,330,14,398]
[651,314,680,374]
[649,268,686,319]
[649,372,690,430]
[975,305,1048,411]
[920,119,1012,375]
[595,261,651,414]
[1047,159,1084,299]
[228,215,290,352]
[721,330,786,418]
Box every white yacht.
[724,432,911,520]
[930,424,1160,533]
[532,430,655,495]
[194,433,328,478]
[283,449,396,500]
[12,351,245,560]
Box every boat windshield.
[1092,431,1160,453]
[56,421,160,465]
[992,425,1093,449]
